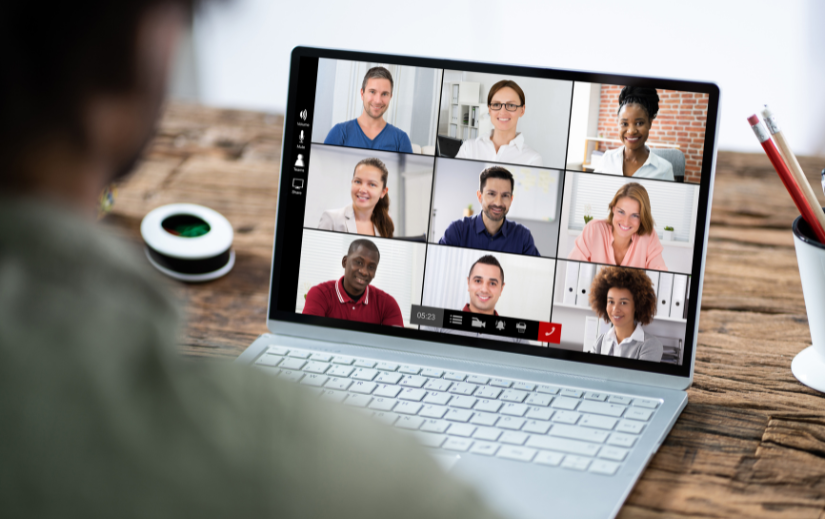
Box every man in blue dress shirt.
[439,166,540,256]
[324,67,413,153]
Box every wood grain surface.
[106,103,825,518]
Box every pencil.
[748,114,825,243]
[760,106,825,232]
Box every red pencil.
[748,114,825,244]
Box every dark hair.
[487,80,525,106]
[353,158,394,238]
[617,86,660,120]
[361,67,394,92]
[607,182,655,236]
[479,166,514,192]
[589,267,657,326]
[468,255,504,283]
[348,238,380,259]
[0,0,198,188]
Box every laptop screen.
[269,47,719,378]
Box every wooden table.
[108,103,825,518]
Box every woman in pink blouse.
[569,182,667,271]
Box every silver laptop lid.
[266,47,719,389]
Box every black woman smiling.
[595,87,675,181]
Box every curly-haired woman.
[584,266,663,362]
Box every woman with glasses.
[595,86,675,180]
[318,157,395,237]
[455,80,543,167]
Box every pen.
[761,106,825,232]
[748,114,825,243]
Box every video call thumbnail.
[303,144,434,240]
[552,260,687,365]
[312,58,442,155]
[437,71,572,170]
[429,157,563,258]
[565,82,709,184]
[421,245,555,336]
[296,229,426,328]
[558,171,700,274]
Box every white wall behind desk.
[185,0,825,157]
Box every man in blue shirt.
[324,67,413,153]
[439,166,540,256]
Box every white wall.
[187,0,825,157]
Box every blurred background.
[170,0,825,156]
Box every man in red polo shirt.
[303,239,404,326]
[464,255,506,315]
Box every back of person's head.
[617,86,660,120]
[468,254,504,282]
[361,67,394,92]
[607,182,655,235]
[354,157,394,238]
[479,166,514,192]
[0,1,198,191]
[487,80,525,106]
[589,266,657,325]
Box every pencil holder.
[791,210,825,392]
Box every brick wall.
[596,85,709,183]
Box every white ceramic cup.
[791,212,825,392]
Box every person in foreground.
[0,3,502,518]
[439,166,539,256]
[594,86,675,181]
[318,157,394,237]
[324,66,413,153]
[303,239,403,326]
[569,182,667,270]
[464,255,506,315]
[584,267,663,362]
[455,79,542,167]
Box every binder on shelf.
[684,276,691,319]
[657,272,674,318]
[670,275,687,319]
[563,262,578,305]
[646,270,660,298]
[583,316,600,353]
[575,262,596,308]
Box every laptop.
[237,46,719,519]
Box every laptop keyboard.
[255,345,660,476]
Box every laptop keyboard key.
[267,346,289,356]
[534,451,564,466]
[303,361,330,374]
[497,417,526,430]
[376,361,399,371]
[500,431,528,445]
[280,358,307,370]
[585,392,608,402]
[368,398,397,412]
[551,397,580,410]
[449,396,477,409]
[589,460,620,475]
[443,438,473,452]
[625,408,654,421]
[577,401,625,417]
[513,382,536,392]
[475,386,502,399]
[398,388,426,402]
[373,384,402,398]
[395,401,423,415]
[608,395,632,405]
[399,375,427,388]
[472,427,502,441]
[319,390,347,403]
[420,419,450,434]
[550,424,609,443]
[616,420,645,435]
[325,377,353,391]
[525,407,554,421]
[256,355,282,368]
[525,436,600,456]
[552,411,581,424]
[522,420,551,435]
[423,379,452,392]
[444,371,467,382]
[579,415,618,430]
[327,365,355,377]
[470,441,500,456]
[349,381,377,394]
[288,350,311,359]
[633,399,659,409]
[467,375,490,385]
[536,385,560,395]
[490,378,513,388]
[470,412,499,427]
[310,353,332,362]
[598,446,629,461]
[352,368,379,381]
[419,405,448,419]
[398,365,421,375]
[421,368,444,378]
[525,394,552,407]
[395,416,425,430]
[279,370,304,383]
[500,390,529,403]
[561,455,591,471]
[497,446,536,462]
[447,424,476,437]
[375,372,403,384]
[300,374,329,387]
[449,383,478,395]
[331,355,354,365]
[560,389,583,398]
[500,403,528,417]
[444,409,473,422]
[607,433,638,448]
[353,359,376,368]
[423,391,452,406]
[475,399,503,413]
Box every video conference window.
[558,172,699,274]
[296,229,426,328]
[421,245,554,344]
[436,71,572,169]
[553,260,687,364]
[304,144,434,240]
[312,58,442,154]
[565,83,709,183]
[429,157,563,258]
